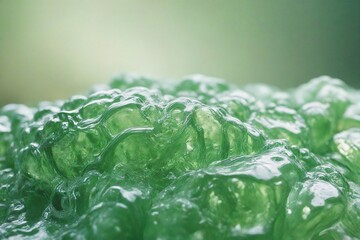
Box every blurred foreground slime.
[1,75,360,239]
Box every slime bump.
[0,74,360,239]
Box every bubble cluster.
[0,74,359,239]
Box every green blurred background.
[0,0,359,106]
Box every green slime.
[0,75,360,239]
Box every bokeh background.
[0,0,359,106]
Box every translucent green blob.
[0,75,360,239]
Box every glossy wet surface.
[0,75,359,239]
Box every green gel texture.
[0,74,359,239]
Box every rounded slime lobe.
[0,75,359,239]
